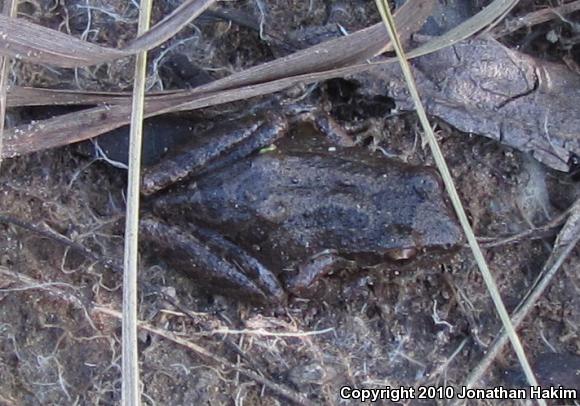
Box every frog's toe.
[286,250,355,294]
[140,218,286,303]
[189,225,287,303]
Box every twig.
[492,0,580,38]
[463,199,580,388]
[373,0,544,401]
[0,0,16,170]
[96,306,316,406]
[420,337,469,385]
[0,214,122,272]
[160,293,269,376]
[205,327,335,337]
[478,208,570,248]
[0,266,313,406]
[0,267,99,332]
[122,0,153,404]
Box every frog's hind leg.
[286,104,355,147]
[141,217,286,304]
[286,250,356,295]
[141,113,288,196]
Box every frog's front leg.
[286,250,357,295]
[285,103,355,147]
[141,112,288,195]
[141,217,286,303]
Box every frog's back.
[153,150,463,267]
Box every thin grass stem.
[122,0,153,404]
[373,0,544,401]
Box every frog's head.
[369,167,465,264]
[305,163,464,265]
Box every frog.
[139,110,464,303]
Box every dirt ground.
[0,0,579,405]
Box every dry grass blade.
[3,17,409,107]
[5,0,527,156]
[6,86,191,108]
[2,0,525,154]
[189,0,434,94]
[0,0,216,68]
[4,0,518,109]
[6,87,146,107]
[406,0,519,59]
[0,0,16,170]
[463,198,580,389]
[4,0,431,108]
[121,0,153,404]
[373,0,544,399]
[124,0,216,53]
[0,13,125,67]
[0,0,431,156]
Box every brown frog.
[139,112,463,303]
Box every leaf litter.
[0,0,579,404]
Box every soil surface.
[1,0,579,404]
